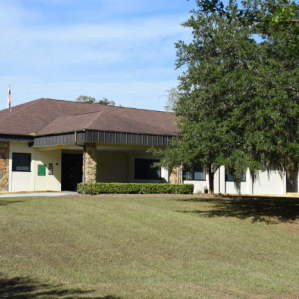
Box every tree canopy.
[196,0,299,54]
[76,96,116,106]
[98,97,116,106]
[151,0,299,194]
[164,88,180,112]
[198,0,299,25]
[76,95,97,104]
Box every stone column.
[0,141,9,191]
[84,143,97,183]
[169,165,182,184]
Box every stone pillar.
[170,165,182,184]
[0,141,9,191]
[84,143,97,183]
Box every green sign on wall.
[38,164,46,176]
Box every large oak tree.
[151,0,299,194]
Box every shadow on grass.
[178,196,299,224]
[0,199,24,206]
[0,274,121,298]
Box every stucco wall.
[7,142,287,195]
[95,151,170,184]
[9,142,61,192]
[96,151,127,183]
[252,170,284,195]
[225,181,247,194]
[34,149,61,191]
[10,142,33,191]
[184,166,285,195]
[185,180,207,193]
[161,167,169,183]
[222,169,284,195]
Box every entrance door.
[61,154,83,191]
[286,171,298,193]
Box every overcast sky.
[0,0,198,111]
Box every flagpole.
[8,84,11,111]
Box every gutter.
[34,129,85,137]
[34,129,177,138]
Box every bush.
[77,183,194,195]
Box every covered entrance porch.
[57,142,169,191]
[28,130,173,191]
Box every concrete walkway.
[0,191,77,197]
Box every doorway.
[286,171,298,193]
[61,153,83,191]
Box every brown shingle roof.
[0,98,179,136]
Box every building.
[183,166,293,195]
[0,98,179,192]
[0,98,295,195]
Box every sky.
[0,0,198,111]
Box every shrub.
[77,183,194,195]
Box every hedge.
[77,182,194,195]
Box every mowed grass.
[1,195,299,298]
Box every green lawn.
[0,195,299,298]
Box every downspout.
[75,131,86,193]
[177,165,179,184]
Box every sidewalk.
[221,193,299,198]
[0,191,77,197]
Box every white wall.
[34,149,61,191]
[8,142,288,195]
[213,166,225,194]
[9,142,61,192]
[9,142,32,191]
[183,165,287,195]
[225,182,247,194]
[161,167,169,183]
[185,180,206,193]
[252,170,284,195]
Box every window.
[184,166,205,181]
[225,168,246,182]
[135,159,161,180]
[12,153,31,172]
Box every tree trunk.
[208,163,214,194]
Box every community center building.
[0,98,296,195]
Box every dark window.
[225,168,246,182]
[135,159,161,180]
[184,166,205,181]
[12,153,31,172]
